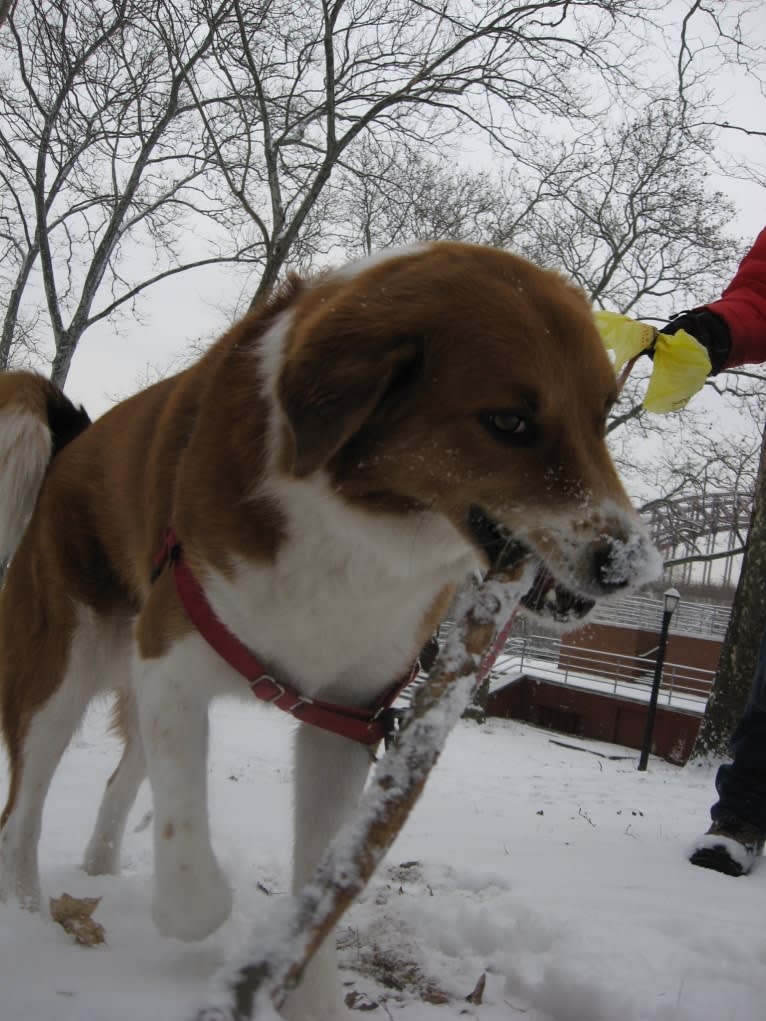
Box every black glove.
[661,309,731,375]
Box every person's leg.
[690,626,766,875]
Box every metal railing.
[490,633,712,711]
[587,594,730,639]
[406,596,722,715]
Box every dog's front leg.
[282,724,372,1021]
[133,641,232,942]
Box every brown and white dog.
[0,242,659,1019]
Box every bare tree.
[181,0,660,309]
[330,95,743,334]
[676,0,766,154]
[2,0,664,382]
[5,0,759,392]
[512,100,740,316]
[331,145,528,257]
[693,423,766,756]
[0,0,253,385]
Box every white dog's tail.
[0,372,90,560]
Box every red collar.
[151,529,416,747]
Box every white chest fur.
[205,470,477,704]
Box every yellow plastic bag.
[593,311,711,414]
[593,310,655,371]
[643,328,711,414]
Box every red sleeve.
[704,227,766,369]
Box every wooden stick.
[195,566,529,1021]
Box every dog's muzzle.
[467,505,656,626]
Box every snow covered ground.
[1,698,764,1021]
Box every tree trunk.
[49,335,77,389]
[693,421,766,758]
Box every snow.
[1,698,765,1021]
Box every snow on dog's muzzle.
[469,504,662,627]
[591,532,661,592]
[519,526,661,626]
[524,500,663,603]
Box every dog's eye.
[480,412,535,445]
[488,413,525,433]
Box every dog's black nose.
[592,538,632,592]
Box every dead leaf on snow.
[50,893,106,947]
[345,989,379,1011]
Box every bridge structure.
[642,489,753,587]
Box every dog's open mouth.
[467,505,529,574]
[468,506,595,625]
[519,567,595,624]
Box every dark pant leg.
[711,626,766,832]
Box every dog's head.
[272,242,660,619]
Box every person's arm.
[664,228,766,373]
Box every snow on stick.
[194,562,532,1021]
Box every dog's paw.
[82,838,120,877]
[151,862,232,942]
[280,947,352,1021]
[0,843,42,912]
[0,877,42,912]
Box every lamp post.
[637,587,681,771]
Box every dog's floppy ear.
[278,324,419,478]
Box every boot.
[689,818,765,877]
